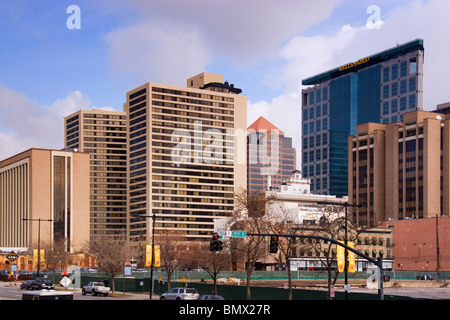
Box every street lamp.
[132,213,156,300]
[317,201,365,300]
[22,218,53,278]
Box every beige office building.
[64,109,128,238]
[349,107,450,226]
[0,148,90,252]
[124,72,247,241]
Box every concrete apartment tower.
[64,109,128,238]
[302,39,424,197]
[123,72,247,241]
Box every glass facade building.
[301,39,424,197]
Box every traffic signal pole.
[246,232,384,300]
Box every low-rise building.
[0,148,90,256]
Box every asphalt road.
[0,281,151,300]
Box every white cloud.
[105,21,212,87]
[247,0,450,171]
[104,0,341,85]
[0,86,103,160]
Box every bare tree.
[265,202,299,300]
[41,238,70,283]
[156,230,186,290]
[86,234,135,294]
[298,205,365,300]
[189,242,230,295]
[231,189,274,300]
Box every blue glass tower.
[301,39,424,197]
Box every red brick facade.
[381,216,450,271]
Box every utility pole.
[436,215,441,282]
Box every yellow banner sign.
[146,244,161,267]
[348,241,356,273]
[337,241,355,273]
[337,241,345,272]
[33,249,45,266]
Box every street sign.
[217,228,225,237]
[231,230,247,238]
[60,276,71,288]
[6,251,18,262]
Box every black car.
[20,280,34,290]
[31,278,54,290]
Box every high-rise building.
[247,116,296,194]
[64,109,128,238]
[302,39,424,197]
[349,108,450,227]
[123,72,247,241]
[0,148,90,252]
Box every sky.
[1,0,450,163]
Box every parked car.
[31,278,54,290]
[82,282,110,296]
[20,280,34,290]
[160,287,200,300]
[199,295,224,300]
[417,274,434,280]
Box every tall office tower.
[64,110,127,238]
[349,109,450,227]
[247,116,297,194]
[0,148,90,252]
[123,72,247,241]
[301,39,424,197]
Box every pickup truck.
[82,282,110,296]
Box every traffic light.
[210,233,223,251]
[269,235,279,253]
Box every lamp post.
[132,213,156,299]
[22,218,53,278]
[317,201,365,300]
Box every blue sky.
[1,0,450,161]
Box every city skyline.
[2,0,450,167]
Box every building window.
[316,89,321,103]
[409,78,416,92]
[383,85,389,99]
[400,61,407,77]
[410,59,417,74]
[309,108,314,119]
[322,103,328,116]
[391,82,398,97]
[400,96,407,111]
[383,101,390,115]
[322,87,328,101]
[391,64,398,80]
[322,118,328,131]
[400,79,407,94]
[391,99,398,113]
[383,67,390,82]
[409,94,416,109]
